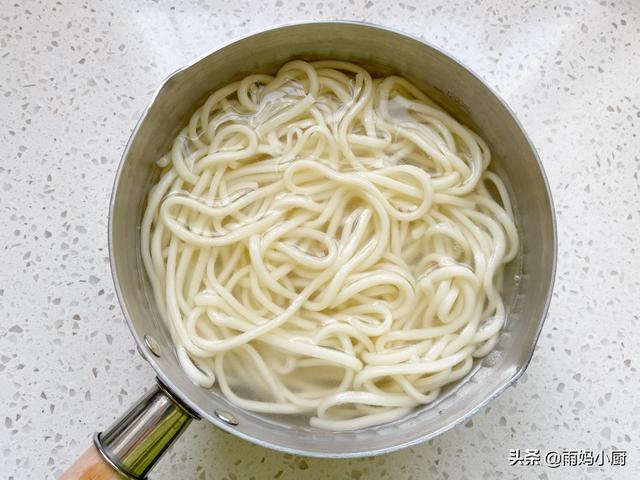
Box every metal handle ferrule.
[94,379,198,479]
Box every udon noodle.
[141,60,518,430]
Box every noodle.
[141,60,519,430]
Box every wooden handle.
[59,445,126,480]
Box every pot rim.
[108,19,557,458]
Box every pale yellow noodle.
[140,60,519,431]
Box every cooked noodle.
[141,60,519,430]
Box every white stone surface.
[1,1,639,479]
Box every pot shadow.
[157,418,453,480]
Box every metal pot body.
[109,21,556,458]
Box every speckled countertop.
[1,1,639,479]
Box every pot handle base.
[60,379,198,480]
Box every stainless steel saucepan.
[61,21,556,479]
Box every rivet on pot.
[144,335,161,357]
[215,409,239,426]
